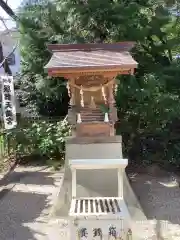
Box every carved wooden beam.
[48,69,132,78]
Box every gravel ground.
[0,165,63,240]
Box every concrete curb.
[48,169,65,220]
[123,172,147,220]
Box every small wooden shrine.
[45,42,137,138]
[45,42,138,240]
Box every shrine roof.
[44,42,138,74]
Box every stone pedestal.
[51,136,146,222]
[65,136,122,197]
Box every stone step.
[80,110,105,122]
[81,116,104,120]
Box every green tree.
[14,0,180,167]
[17,1,69,116]
[17,0,172,112]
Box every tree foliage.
[15,0,180,167]
[7,117,71,166]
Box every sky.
[0,0,22,31]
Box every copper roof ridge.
[47,42,135,52]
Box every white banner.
[1,75,17,129]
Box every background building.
[0,28,20,76]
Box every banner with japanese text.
[1,76,17,130]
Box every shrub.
[7,117,71,164]
[116,74,180,168]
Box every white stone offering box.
[68,158,133,240]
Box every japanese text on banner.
[1,76,17,130]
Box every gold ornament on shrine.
[90,96,96,109]
[114,84,118,95]
[67,82,71,97]
[80,85,84,107]
[101,85,107,104]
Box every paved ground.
[0,165,63,240]
[1,165,180,239]
[130,170,180,239]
